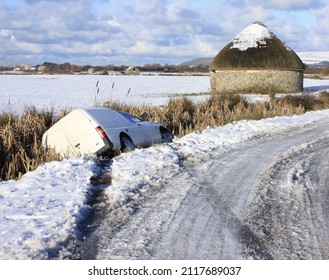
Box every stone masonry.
[210,69,304,94]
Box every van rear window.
[87,109,128,127]
[118,112,142,123]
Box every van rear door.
[61,111,105,156]
[43,123,74,156]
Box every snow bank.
[107,145,182,211]
[0,157,98,259]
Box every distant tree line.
[2,61,329,75]
[0,66,13,71]
[304,66,329,76]
[36,61,329,75]
[34,62,210,73]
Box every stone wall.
[210,69,304,94]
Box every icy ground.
[1,109,329,259]
[93,110,329,260]
[1,74,329,115]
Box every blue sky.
[0,0,328,66]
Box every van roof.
[79,108,115,113]
[76,107,117,117]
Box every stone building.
[210,21,305,94]
[37,65,48,73]
[122,66,140,75]
[88,67,96,74]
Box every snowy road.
[89,117,329,260]
[3,110,329,260]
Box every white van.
[42,108,172,157]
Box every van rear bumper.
[96,137,114,157]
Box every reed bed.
[0,107,60,181]
[1,92,329,181]
[103,92,329,137]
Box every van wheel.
[120,136,135,152]
[161,132,173,143]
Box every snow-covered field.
[1,74,329,115]
[0,74,211,114]
[1,74,329,260]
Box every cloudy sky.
[0,0,328,66]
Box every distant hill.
[305,61,329,68]
[297,51,329,68]
[180,58,212,67]
[181,51,329,68]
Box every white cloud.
[253,0,325,10]
[129,41,158,55]
[313,3,329,28]
[106,17,121,29]
[0,0,328,65]
[309,3,329,50]
[48,41,112,56]
[165,0,198,22]
[0,29,12,39]
[15,41,44,54]
[195,41,218,57]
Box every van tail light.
[95,126,114,156]
[96,126,108,139]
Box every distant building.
[122,66,140,75]
[37,65,48,73]
[88,67,96,74]
[210,21,305,94]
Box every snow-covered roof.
[210,21,304,70]
[230,21,273,51]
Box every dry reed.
[103,93,328,137]
[1,92,329,181]
[0,107,60,181]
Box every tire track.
[243,131,329,259]
[93,119,329,259]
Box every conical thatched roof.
[210,21,304,71]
